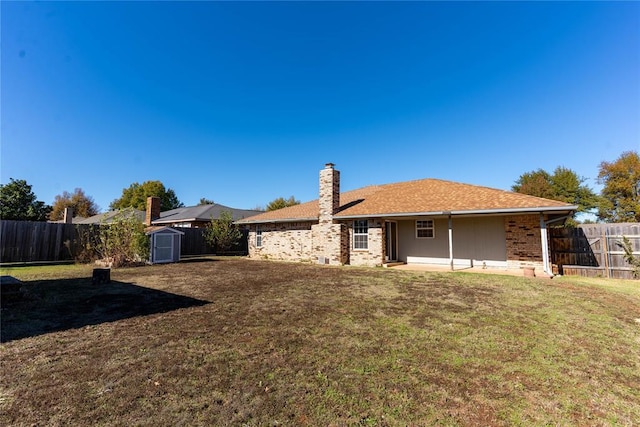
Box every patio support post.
[540,213,551,276]
[448,213,454,271]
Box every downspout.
[447,213,454,271]
[540,213,551,276]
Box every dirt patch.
[1,258,638,426]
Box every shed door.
[154,234,174,263]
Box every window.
[353,220,368,250]
[416,219,435,238]
[256,226,263,247]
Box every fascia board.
[234,217,317,225]
[334,205,577,219]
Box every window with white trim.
[353,220,368,250]
[416,219,435,238]
[256,226,263,247]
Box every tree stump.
[92,268,111,284]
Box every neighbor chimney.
[63,207,74,224]
[319,163,340,224]
[145,197,161,226]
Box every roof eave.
[235,216,317,225]
[334,205,578,219]
[145,226,185,235]
[449,205,578,216]
[153,217,198,224]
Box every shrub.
[96,210,149,267]
[203,210,242,254]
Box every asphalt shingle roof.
[153,204,262,224]
[237,178,575,224]
[73,208,145,224]
[68,205,260,225]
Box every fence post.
[602,227,610,278]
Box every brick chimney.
[145,197,161,226]
[319,163,340,224]
[63,207,74,224]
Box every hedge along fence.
[0,221,246,264]
[549,223,640,279]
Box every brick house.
[237,163,577,275]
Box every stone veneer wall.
[311,223,348,265]
[247,222,314,262]
[504,214,544,268]
[345,219,385,267]
[319,164,340,224]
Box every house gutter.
[235,206,578,225]
[334,205,578,220]
[544,214,574,225]
[152,217,199,225]
[235,217,317,225]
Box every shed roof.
[237,178,576,224]
[145,226,185,235]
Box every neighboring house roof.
[73,208,145,224]
[237,178,576,224]
[151,204,262,225]
[62,204,260,226]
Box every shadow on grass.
[177,257,219,264]
[0,278,210,343]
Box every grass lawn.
[1,258,639,426]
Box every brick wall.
[344,219,385,266]
[504,214,544,268]
[247,219,385,267]
[145,197,161,226]
[319,163,340,224]
[247,222,313,262]
[311,223,348,265]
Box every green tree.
[597,151,640,222]
[266,196,300,211]
[511,169,554,200]
[50,188,99,221]
[0,178,52,221]
[203,210,242,253]
[198,198,215,205]
[513,166,599,214]
[96,209,150,267]
[110,180,183,211]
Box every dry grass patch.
[1,258,639,426]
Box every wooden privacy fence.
[178,228,248,256]
[549,223,640,279]
[0,221,248,263]
[1,221,79,263]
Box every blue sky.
[2,1,639,212]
